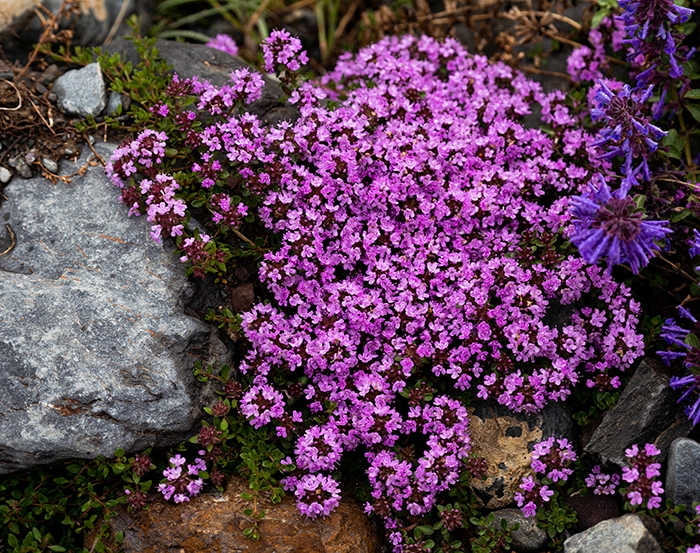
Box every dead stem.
[0,79,22,111]
[0,225,16,257]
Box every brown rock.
[87,475,383,553]
[230,282,255,313]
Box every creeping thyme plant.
[97,18,700,552]
[5,0,700,550]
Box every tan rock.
[87,475,383,553]
[468,410,542,509]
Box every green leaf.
[591,8,610,28]
[49,546,67,552]
[633,195,646,209]
[32,527,42,541]
[415,525,434,536]
[685,89,700,99]
[685,332,699,348]
[220,419,229,431]
[671,209,692,223]
[686,104,700,123]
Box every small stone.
[52,62,107,117]
[42,158,58,173]
[41,64,62,84]
[665,437,700,514]
[492,508,547,552]
[0,166,11,184]
[64,147,76,156]
[563,514,664,553]
[47,92,57,102]
[104,90,122,116]
[8,156,32,179]
[24,150,36,164]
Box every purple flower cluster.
[618,0,694,85]
[515,436,576,517]
[585,464,621,495]
[569,174,672,273]
[284,473,341,517]
[621,443,664,509]
[567,17,626,84]
[157,454,206,503]
[106,33,648,548]
[514,475,555,517]
[530,437,578,482]
[658,306,700,426]
[206,33,239,57]
[591,83,667,193]
[262,29,309,74]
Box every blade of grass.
[156,29,213,42]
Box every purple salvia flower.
[591,82,667,192]
[570,175,672,273]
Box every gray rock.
[564,514,664,553]
[41,157,58,173]
[492,508,547,552]
[585,358,692,467]
[666,437,700,513]
[0,142,228,475]
[0,1,153,60]
[7,155,32,179]
[104,90,123,117]
[53,63,107,118]
[0,166,11,183]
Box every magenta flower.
[293,474,341,518]
[206,34,239,57]
[262,29,309,74]
[570,174,671,273]
[621,443,664,510]
[514,475,554,517]
[585,465,621,495]
[530,437,577,482]
[158,454,206,503]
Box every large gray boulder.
[0,142,228,475]
[563,514,664,553]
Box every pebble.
[0,166,11,184]
[42,158,58,173]
[52,63,107,117]
[104,90,123,116]
[564,514,663,553]
[491,508,547,552]
[8,156,32,179]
